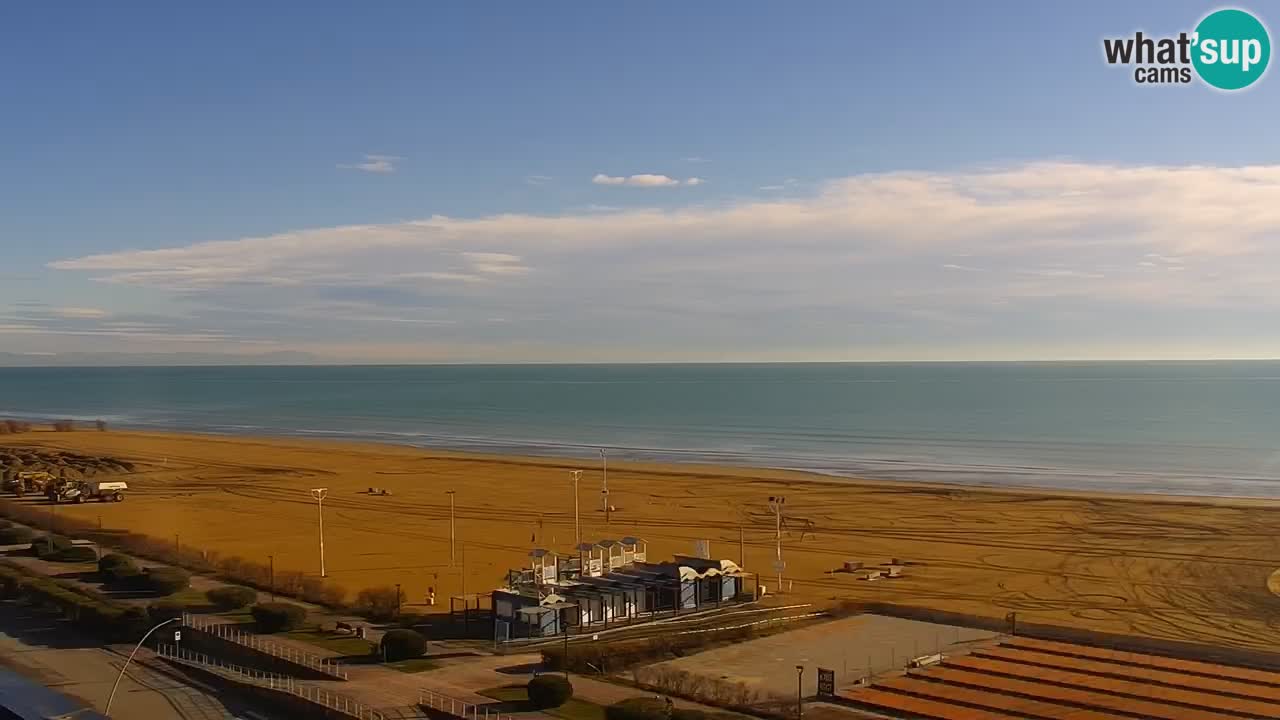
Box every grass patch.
[281,628,375,657]
[480,685,606,720]
[385,657,439,673]
[164,586,208,607]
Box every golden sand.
[5,429,1280,651]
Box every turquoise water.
[2,362,1280,497]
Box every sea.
[2,362,1280,498]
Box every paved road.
[0,601,255,719]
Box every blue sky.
[3,1,1279,362]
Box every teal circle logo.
[1192,9,1270,90]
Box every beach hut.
[577,541,605,577]
[621,536,647,564]
[529,548,559,584]
[599,539,627,571]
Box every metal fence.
[419,688,521,720]
[157,643,383,719]
[180,612,349,680]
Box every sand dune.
[4,429,1280,651]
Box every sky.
[2,1,1279,363]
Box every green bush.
[98,553,138,579]
[144,567,190,595]
[148,599,187,622]
[251,602,307,633]
[30,535,73,559]
[206,585,257,610]
[606,697,670,720]
[49,545,98,563]
[0,526,34,545]
[380,628,426,661]
[528,675,574,709]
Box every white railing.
[157,644,383,719]
[181,612,349,680]
[419,688,516,720]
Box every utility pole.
[768,495,786,594]
[310,488,328,577]
[447,490,457,567]
[570,470,582,547]
[599,448,609,523]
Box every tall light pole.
[599,448,610,523]
[105,617,179,716]
[447,490,457,567]
[569,470,582,547]
[768,495,786,594]
[310,487,328,577]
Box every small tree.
[528,675,574,709]
[251,602,307,633]
[98,553,141,585]
[52,420,75,432]
[606,698,670,720]
[355,585,405,620]
[144,567,190,595]
[206,585,257,610]
[380,628,426,661]
[95,419,107,432]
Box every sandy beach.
[4,429,1279,652]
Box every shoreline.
[8,421,1280,506]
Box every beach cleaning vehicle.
[46,479,127,503]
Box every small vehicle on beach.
[46,479,127,503]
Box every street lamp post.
[795,665,804,719]
[569,471,582,547]
[310,488,328,577]
[105,617,179,716]
[447,490,457,567]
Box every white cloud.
[52,307,108,319]
[593,173,683,187]
[42,161,1280,360]
[685,177,706,186]
[338,154,402,174]
[683,156,709,163]
[525,175,553,186]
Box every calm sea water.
[2,362,1280,497]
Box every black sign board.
[816,668,835,697]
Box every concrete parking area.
[646,613,999,699]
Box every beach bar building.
[493,540,744,638]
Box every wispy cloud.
[39,161,1280,360]
[337,154,402,174]
[683,156,709,163]
[592,173,700,187]
[51,306,108,319]
[525,175,553,186]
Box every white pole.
[599,448,608,514]
[570,471,582,548]
[448,489,457,567]
[311,487,328,577]
[769,495,785,594]
[105,617,179,716]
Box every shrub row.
[0,420,32,434]
[251,602,308,632]
[542,623,762,675]
[355,585,405,621]
[0,560,150,643]
[206,585,257,610]
[0,499,348,610]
